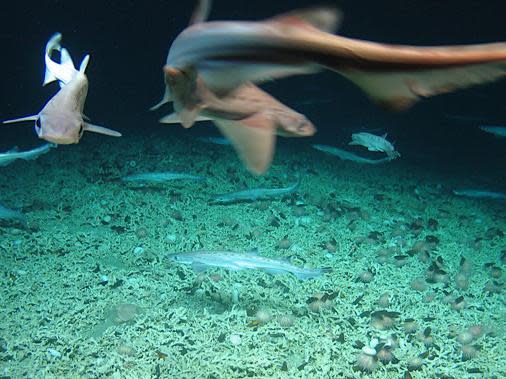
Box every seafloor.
[0,129,504,378]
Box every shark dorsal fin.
[268,7,341,34]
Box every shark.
[154,0,506,174]
[3,33,121,144]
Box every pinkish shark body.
[3,33,121,144]
[155,1,506,174]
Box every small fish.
[0,143,56,167]
[122,171,204,185]
[169,250,332,280]
[0,204,27,226]
[196,136,231,145]
[349,132,400,159]
[211,177,301,204]
[453,189,506,200]
[312,144,392,164]
[479,125,506,137]
[3,33,120,144]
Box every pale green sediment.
[0,135,504,378]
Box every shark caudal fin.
[320,38,506,111]
[339,61,506,111]
[43,33,90,88]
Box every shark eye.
[78,124,84,137]
[35,118,41,132]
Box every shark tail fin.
[339,62,506,111]
[43,33,80,87]
[324,41,506,111]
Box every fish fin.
[3,115,38,124]
[339,61,506,111]
[213,114,276,175]
[79,55,90,73]
[191,263,208,272]
[268,7,341,34]
[159,112,212,125]
[263,268,286,276]
[189,0,212,25]
[6,146,19,153]
[43,33,78,86]
[294,267,333,281]
[150,86,173,110]
[84,123,122,137]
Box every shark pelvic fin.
[84,123,122,137]
[149,86,172,111]
[213,113,276,175]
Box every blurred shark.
[0,143,56,167]
[3,33,121,144]
[154,0,506,174]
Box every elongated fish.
[0,204,27,226]
[3,33,120,144]
[122,171,204,184]
[479,125,506,137]
[0,143,56,167]
[169,250,331,280]
[211,177,300,204]
[312,144,392,164]
[453,189,506,200]
[154,1,506,174]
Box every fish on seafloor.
[152,0,506,174]
[121,171,204,185]
[3,33,121,144]
[453,189,506,200]
[479,125,506,137]
[349,132,400,159]
[169,250,332,280]
[0,143,56,167]
[211,176,301,204]
[312,144,392,165]
[0,204,27,226]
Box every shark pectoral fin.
[213,114,276,175]
[3,115,38,124]
[159,113,212,125]
[339,61,506,111]
[84,123,122,137]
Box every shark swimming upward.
[3,33,121,144]
[154,0,506,174]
